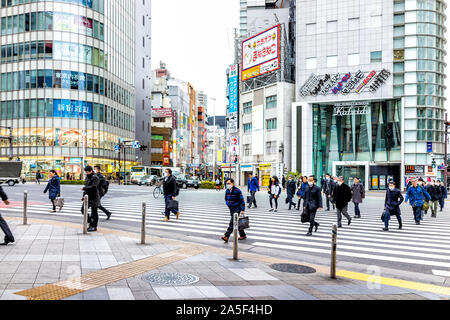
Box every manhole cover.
[142,272,200,286]
[270,264,316,274]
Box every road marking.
[432,270,450,277]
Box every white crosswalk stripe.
[3,195,450,273]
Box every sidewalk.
[0,217,449,300]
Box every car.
[186,176,201,189]
[173,173,188,189]
[138,175,159,186]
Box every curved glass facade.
[0,0,136,178]
[393,0,447,166]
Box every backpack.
[103,179,110,195]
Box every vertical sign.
[228,64,239,134]
[427,142,433,153]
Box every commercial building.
[0,0,151,178]
[292,0,447,190]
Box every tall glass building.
[0,0,141,179]
[292,0,447,191]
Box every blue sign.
[228,64,239,114]
[114,145,120,152]
[427,142,433,153]
[53,99,93,119]
[133,141,141,149]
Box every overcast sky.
[151,0,239,116]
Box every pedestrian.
[221,178,247,243]
[332,176,352,228]
[0,186,14,245]
[247,173,260,209]
[81,166,101,232]
[268,176,281,213]
[94,165,112,220]
[383,181,404,231]
[296,176,308,211]
[162,168,180,222]
[20,173,26,184]
[215,178,221,191]
[303,176,322,236]
[286,175,297,210]
[36,170,42,184]
[350,177,365,218]
[282,176,286,190]
[427,180,441,218]
[405,178,431,225]
[322,173,336,211]
[438,180,447,211]
[43,170,61,213]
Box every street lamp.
[211,97,217,181]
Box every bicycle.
[153,179,163,199]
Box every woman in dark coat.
[44,170,61,213]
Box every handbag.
[239,215,250,230]
[168,199,179,211]
[55,197,64,210]
[422,201,430,212]
[301,210,309,223]
[381,210,386,221]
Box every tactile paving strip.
[15,246,204,300]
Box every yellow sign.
[242,66,260,81]
[217,150,223,162]
[259,164,272,170]
[372,177,379,189]
[262,175,271,187]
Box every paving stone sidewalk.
[0,219,448,301]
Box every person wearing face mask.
[426,179,442,218]
[94,165,112,220]
[303,176,322,236]
[222,178,247,242]
[332,176,352,228]
[268,176,282,212]
[438,180,447,212]
[297,176,308,211]
[286,175,297,210]
[383,181,404,231]
[43,170,61,213]
[350,177,365,218]
[405,178,431,225]
[322,174,336,211]
[81,166,100,232]
[162,168,180,222]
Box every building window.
[394,49,404,61]
[244,144,251,156]
[348,18,360,30]
[370,51,382,63]
[243,123,252,132]
[348,53,359,66]
[265,95,277,109]
[326,20,337,33]
[266,141,277,154]
[306,23,316,35]
[154,117,165,123]
[306,57,316,69]
[266,118,277,130]
[370,15,382,28]
[243,101,252,114]
[327,55,338,67]
[394,13,405,24]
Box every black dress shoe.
[338,225,342,228]
[106,213,111,220]
[348,218,352,226]
[398,224,402,230]
[306,232,312,236]
[382,228,389,232]
[87,227,97,232]
[315,223,320,233]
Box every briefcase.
[168,199,179,212]
[55,197,64,211]
[239,216,250,231]
[301,211,309,223]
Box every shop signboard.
[53,99,93,119]
[405,165,425,175]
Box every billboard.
[228,64,239,113]
[242,25,280,81]
[53,99,93,119]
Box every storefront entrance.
[336,165,366,188]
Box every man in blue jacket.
[405,178,431,225]
[247,173,260,209]
[383,181,404,231]
[222,178,247,242]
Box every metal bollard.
[141,202,146,245]
[23,190,28,225]
[83,195,88,234]
[233,213,239,260]
[330,223,337,279]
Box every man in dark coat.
[438,180,447,211]
[94,165,112,220]
[322,173,335,211]
[427,180,442,218]
[350,177,365,218]
[332,176,352,228]
[383,181,404,231]
[81,166,100,232]
[162,168,179,221]
[303,176,322,236]
[0,186,14,245]
[286,175,297,210]
[44,170,61,212]
[222,178,247,242]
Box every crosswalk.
[3,193,450,275]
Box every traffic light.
[139,145,148,152]
[432,159,437,169]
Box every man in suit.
[383,181,404,231]
[303,176,323,236]
[322,173,335,211]
[0,186,14,245]
[332,176,352,228]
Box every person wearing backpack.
[405,178,431,225]
[94,165,112,220]
[162,168,180,222]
